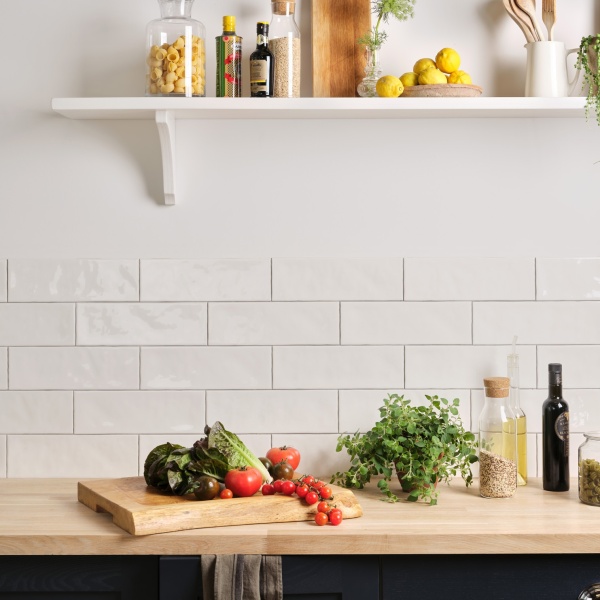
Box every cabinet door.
[159,555,379,600]
[0,556,158,600]
[382,554,600,600]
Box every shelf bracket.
[155,110,176,205]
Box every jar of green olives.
[579,432,600,506]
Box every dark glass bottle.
[250,22,274,97]
[543,363,570,491]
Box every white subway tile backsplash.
[537,346,600,388]
[141,346,272,389]
[0,348,6,390]
[0,260,6,302]
[474,302,600,344]
[140,259,270,301]
[339,389,471,434]
[273,346,404,389]
[207,390,338,433]
[405,258,534,301]
[0,304,74,346]
[341,302,471,345]
[0,392,72,433]
[209,302,339,345]
[405,345,536,389]
[7,435,138,478]
[75,391,205,434]
[272,258,403,301]
[9,347,139,390]
[77,303,207,346]
[537,258,600,300]
[8,259,138,302]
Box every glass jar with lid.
[579,432,600,506]
[270,0,301,97]
[145,0,206,97]
[478,377,517,498]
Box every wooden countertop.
[0,478,597,556]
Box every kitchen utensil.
[525,41,581,97]
[542,0,556,41]
[510,0,540,41]
[78,476,363,535]
[401,84,483,97]
[312,0,371,97]
[514,0,545,41]
[503,0,535,43]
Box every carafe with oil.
[479,377,517,498]
[508,344,527,485]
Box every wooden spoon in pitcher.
[513,0,545,41]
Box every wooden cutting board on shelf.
[312,0,371,97]
[78,477,363,536]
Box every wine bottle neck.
[548,382,563,399]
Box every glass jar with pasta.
[146,0,206,97]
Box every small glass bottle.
[270,0,301,97]
[145,0,206,97]
[216,16,243,97]
[250,22,274,97]
[357,47,382,97]
[507,349,527,485]
[479,377,517,499]
[578,432,600,506]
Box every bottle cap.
[223,15,236,32]
[549,363,562,373]
[483,377,510,398]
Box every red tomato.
[281,480,296,495]
[273,479,284,493]
[295,484,309,499]
[224,467,262,498]
[319,486,333,500]
[266,446,301,471]
[220,488,233,499]
[329,508,343,526]
[261,483,275,495]
[315,512,328,526]
[317,501,331,514]
[312,480,325,490]
[301,475,315,486]
[305,491,319,505]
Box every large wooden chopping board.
[312,0,371,97]
[78,477,363,536]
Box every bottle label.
[555,411,569,455]
[216,37,242,97]
[257,34,268,46]
[250,60,269,94]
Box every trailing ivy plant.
[331,394,478,505]
[358,0,416,52]
[577,34,600,125]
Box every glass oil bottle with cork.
[507,336,527,485]
[216,15,242,97]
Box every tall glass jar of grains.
[145,0,206,97]
[270,0,301,97]
[478,377,517,499]
[579,433,600,506]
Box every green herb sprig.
[577,35,600,125]
[358,0,416,51]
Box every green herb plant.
[358,0,416,52]
[332,394,478,505]
[577,34,600,125]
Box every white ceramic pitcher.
[525,41,580,97]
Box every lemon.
[399,72,419,87]
[447,70,472,85]
[376,75,404,98]
[418,67,447,85]
[436,48,461,74]
[413,58,436,74]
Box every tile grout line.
[534,257,537,300]
[72,391,75,434]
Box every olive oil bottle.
[508,344,527,485]
[216,15,242,97]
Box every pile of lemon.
[376,48,473,98]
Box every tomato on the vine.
[281,480,296,495]
[224,467,262,498]
[312,480,325,490]
[295,483,309,499]
[300,475,315,486]
[329,508,343,526]
[317,501,331,514]
[273,479,284,493]
[261,483,275,495]
[314,512,328,526]
[220,488,233,499]
[319,486,333,500]
[305,491,319,505]
[266,446,301,471]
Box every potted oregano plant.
[577,34,600,125]
[357,0,416,97]
[331,394,478,505]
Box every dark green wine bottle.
[250,22,274,97]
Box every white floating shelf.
[51,96,588,204]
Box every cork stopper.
[484,377,510,398]
[271,0,296,16]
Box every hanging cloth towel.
[200,554,283,600]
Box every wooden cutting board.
[312,0,371,97]
[78,477,363,536]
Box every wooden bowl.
[401,84,483,98]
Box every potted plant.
[577,34,600,125]
[331,394,478,505]
[357,0,416,97]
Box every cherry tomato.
[224,467,262,498]
[317,501,331,514]
[315,512,328,526]
[329,508,343,526]
[295,484,309,499]
[281,480,296,495]
[261,483,275,495]
[273,479,284,493]
[266,446,301,471]
[305,491,319,505]
[220,488,233,499]
[301,475,315,486]
[272,461,295,481]
[312,480,325,490]
[319,486,333,500]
